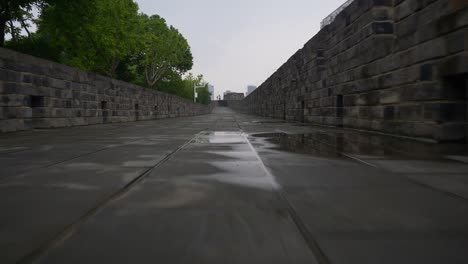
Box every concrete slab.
[36,130,318,264]
[0,107,467,264]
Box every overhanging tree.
[0,0,49,47]
[3,0,205,101]
[38,0,139,76]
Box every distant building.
[224,92,245,101]
[246,85,257,96]
[207,84,215,100]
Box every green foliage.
[188,73,211,105]
[3,0,209,104]
[38,0,139,76]
[156,73,194,101]
[196,86,212,105]
[5,33,61,61]
[137,14,193,88]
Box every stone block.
[413,122,437,139]
[0,94,28,107]
[15,107,32,119]
[0,69,21,82]
[417,38,447,62]
[446,29,466,54]
[0,119,25,132]
[396,104,423,121]
[395,0,412,21]
[32,108,52,118]
[380,88,401,104]
[435,123,466,142]
[393,65,420,86]
[449,0,468,11]
[0,82,19,94]
[440,53,468,76]
[401,83,443,101]
[437,5,468,34]
[424,102,467,122]
[372,6,394,21]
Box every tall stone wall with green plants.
[0,48,212,132]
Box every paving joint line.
[260,130,468,203]
[17,133,200,264]
[243,132,331,264]
[342,153,468,203]
[0,135,178,184]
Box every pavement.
[1,107,468,264]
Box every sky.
[136,0,347,98]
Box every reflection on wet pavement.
[250,130,468,162]
[2,107,467,264]
[193,131,280,190]
[249,129,468,202]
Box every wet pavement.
[1,107,468,264]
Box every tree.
[187,73,211,104]
[3,1,199,99]
[38,0,139,76]
[156,72,193,101]
[138,14,193,89]
[5,32,61,61]
[0,0,48,47]
[155,73,212,103]
[196,86,212,105]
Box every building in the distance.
[207,84,215,100]
[224,92,245,101]
[246,85,257,96]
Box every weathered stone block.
[440,53,468,76]
[0,119,25,132]
[0,94,28,107]
[397,104,423,120]
[380,88,401,104]
[435,123,466,141]
[424,102,467,122]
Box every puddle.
[250,133,342,158]
[250,131,468,161]
[194,131,245,144]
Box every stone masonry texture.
[229,0,468,142]
[0,48,212,132]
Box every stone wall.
[231,0,468,142]
[0,48,212,132]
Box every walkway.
[1,107,468,264]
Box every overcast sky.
[135,0,346,98]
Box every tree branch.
[8,19,16,42]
